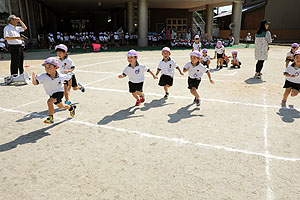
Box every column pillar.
[205,4,214,38]
[127,2,134,35]
[138,0,148,47]
[232,1,243,44]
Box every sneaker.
[78,83,85,92]
[65,101,72,105]
[193,97,197,103]
[140,95,145,103]
[44,116,54,124]
[281,100,287,107]
[196,99,201,106]
[69,104,76,117]
[254,72,261,79]
[164,92,169,98]
[135,100,141,106]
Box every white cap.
[162,47,171,53]
[194,35,200,39]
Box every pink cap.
[232,50,238,55]
[202,48,208,53]
[194,35,200,39]
[294,50,300,56]
[55,44,68,52]
[190,50,201,58]
[291,43,299,48]
[217,41,223,48]
[126,49,138,57]
[42,57,58,67]
[162,47,171,53]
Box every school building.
[214,0,300,42]
[0,0,245,47]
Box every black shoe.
[193,97,197,103]
[164,92,169,98]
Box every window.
[166,18,188,33]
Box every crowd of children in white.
[30,39,300,124]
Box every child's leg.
[47,98,56,116]
[164,85,170,93]
[64,83,71,102]
[282,88,291,101]
[190,88,199,99]
[291,89,299,97]
[131,92,140,101]
[207,60,211,67]
[56,102,71,110]
[135,91,144,97]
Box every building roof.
[214,1,266,19]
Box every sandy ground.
[0,46,300,200]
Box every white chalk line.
[0,106,299,162]
[84,86,297,110]
[75,69,243,83]
[84,75,116,87]
[263,86,274,200]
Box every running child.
[55,44,85,105]
[156,47,184,98]
[229,50,242,69]
[31,57,76,124]
[192,35,201,52]
[0,38,7,59]
[285,43,299,68]
[281,50,300,106]
[213,41,225,69]
[118,49,158,106]
[183,50,215,106]
[200,49,211,68]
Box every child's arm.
[32,72,38,85]
[155,69,161,76]
[212,52,216,59]
[118,73,126,79]
[206,71,215,84]
[148,69,158,79]
[283,72,296,78]
[183,66,189,73]
[285,60,290,68]
[176,67,184,76]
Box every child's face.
[127,56,137,64]
[195,39,199,43]
[162,51,170,59]
[232,53,237,57]
[203,52,207,56]
[56,50,66,58]
[294,55,300,65]
[190,56,200,64]
[44,63,57,74]
[293,47,299,52]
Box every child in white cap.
[0,38,7,59]
[229,50,242,69]
[31,57,76,124]
[118,49,158,106]
[183,50,215,106]
[156,47,184,98]
[281,50,300,106]
[213,41,225,69]
[245,33,252,48]
[200,49,211,68]
[55,44,85,105]
[192,35,201,52]
[285,43,299,68]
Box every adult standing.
[4,15,27,75]
[254,20,273,79]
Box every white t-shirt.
[201,54,211,62]
[246,36,252,41]
[183,62,208,80]
[58,57,76,75]
[215,46,225,54]
[64,36,69,41]
[229,56,241,63]
[37,72,71,96]
[285,64,300,84]
[158,58,178,77]
[0,42,5,48]
[193,42,201,51]
[286,51,294,58]
[3,24,24,45]
[122,63,149,83]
